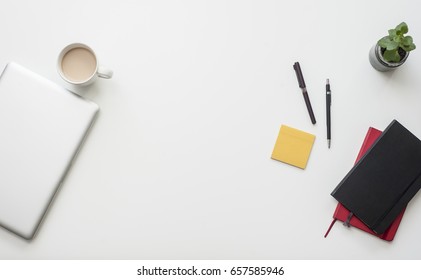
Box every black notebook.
[331,120,421,234]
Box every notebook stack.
[326,120,421,241]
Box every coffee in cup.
[58,43,113,86]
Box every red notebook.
[325,127,405,241]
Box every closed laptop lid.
[0,62,98,240]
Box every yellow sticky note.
[271,125,315,169]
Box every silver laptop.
[0,62,99,240]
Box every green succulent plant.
[377,22,416,63]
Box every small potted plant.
[369,22,416,71]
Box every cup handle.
[97,66,113,79]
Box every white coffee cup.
[57,43,113,86]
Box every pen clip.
[293,62,306,89]
[326,80,331,106]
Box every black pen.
[293,62,316,124]
[326,79,331,148]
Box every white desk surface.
[1,0,421,259]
